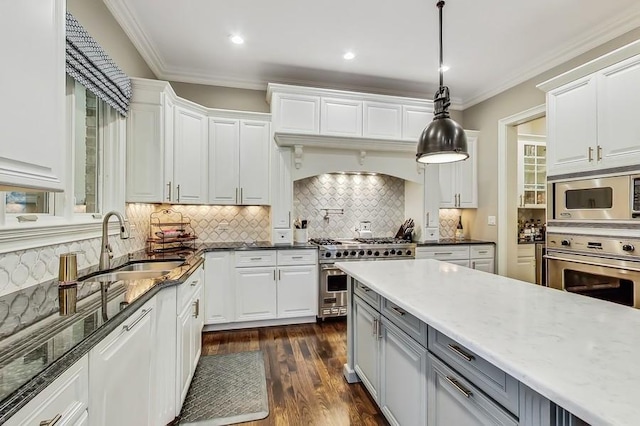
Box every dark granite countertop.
[0,241,318,422]
[416,239,496,246]
[518,241,545,245]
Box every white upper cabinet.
[321,97,363,137]
[173,105,209,204]
[208,118,240,205]
[272,93,320,134]
[271,147,293,230]
[597,55,640,168]
[0,0,65,191]
[402,105,433,140]
[363,101,402,139]
[542,46,640,176]
[546,75,597,175]
[208,117,270,205]
[517,137,547,209]
[439,132,478,208]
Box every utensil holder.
[294,228,308,243]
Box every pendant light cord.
[438,0,444,88]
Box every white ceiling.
[104,0,640,109]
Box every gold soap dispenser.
[58,253,78,316]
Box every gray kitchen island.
[337,258,639,426]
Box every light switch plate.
[488,216,496,226]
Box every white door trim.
[497,104,546,276]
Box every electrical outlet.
[488,216,496,226]
[217,221,230,231]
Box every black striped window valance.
[65,12,131,116]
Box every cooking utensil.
[294,217,302,229]
[301,220,308,229]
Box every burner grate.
[309,238,342,245]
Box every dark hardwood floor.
[201,320,388,426]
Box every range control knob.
[561,239,571,246]
[383,250,389,256]
[374,251,380,256]
[350,251,357,256]
[367,250,373,256]
[623,244,635,252]
[335,252,342,258]
[324,252,332,258]
[390,249,396,255]
[397,250,403,256]
[359,250,365,256]
[343,250,349,257]
[406,250,412,256]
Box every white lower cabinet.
[353,296,381,401]
[89,297,157,426]
[153,287,178,426]
[176,266,204,414]
[417,244,495,274]
[5,356,88,426]
[380,318,428,426]
[205,249,318,326]
[277,265,318,318]
[471,258,495,273]
[235,267,278,321]
[428,354,517,426]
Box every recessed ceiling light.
[343,51,356,60]
[229,34,245,45]
[439,65,450,72]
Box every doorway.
[496,105,546,277]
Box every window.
[5,192,51,214]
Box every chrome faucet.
[99,211,130,270]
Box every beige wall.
[462,27,640,243]
[67,0,156,79]
[169,82,270,113]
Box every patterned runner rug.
[179,350,269,425]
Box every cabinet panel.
[153,288,177,426]
[447,259,471,268]
[89,298,155,426]
[272,147,292,229]
[235,267,277,321]
[321,98,363,136]
[515,256,536,283]
[546,76,597,175]
[353,296,380,402]
[235,250,277,267]
[192,285,204,367]
[277,249,318,266]
[176,297,193,412]
[209,118,240,204]
[428,355,518,426]
[402,106,433,140]
[517,138,547,209]
[0,0,65,191]
[239,120,270,204]
[204,252,234,324]
[363,102,402,139]
[5,356,88,426]
[457,136,478,208]
[438,163,457,207]
[174,106,208,203]
[380,319,428,426]
[597,55,640,168]
[416,246,470,261]
[277,265,318,318]
[126,104,165,202]
[274,94,320,134]
[471,258,495,273]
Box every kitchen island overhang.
[337,258,640,426]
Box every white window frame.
[0,78,127,254]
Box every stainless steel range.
[311,237,416,319]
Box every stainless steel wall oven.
[546,233,640,307]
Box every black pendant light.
[416,1,468,164]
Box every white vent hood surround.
[267,83,435,184]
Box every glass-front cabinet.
[517,136,546,209]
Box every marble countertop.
[336,259,640,426]
[415,239,495,246]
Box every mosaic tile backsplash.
[439,208,463,239]
[0,203,153,298]
[294,174,405,239]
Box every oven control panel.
[547,233,640,258]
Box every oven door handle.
[544,254,640,273]
[321,264,346,272]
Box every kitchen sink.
[116,260,185,272]
[82,270,171,283]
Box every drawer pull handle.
[123,308,152,333]
[361,286,372,292]
[434,252,453,256]
[250,257,263,261]
[190,280,197,287]
[478,251,487,254]
[447,344,475,362]
[291,256,304,259]
[193,299,200,318]
[40,414,62,426]
[445,375,472,398]
[390,306,406,316]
